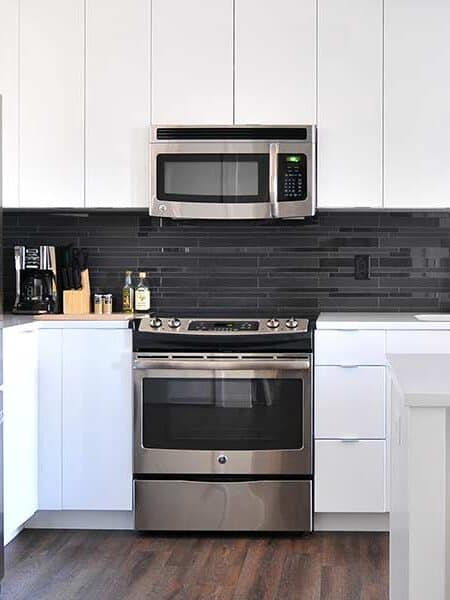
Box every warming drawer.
[134,479,312,532]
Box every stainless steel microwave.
[150,126,316,220]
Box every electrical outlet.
[354,255,370,280]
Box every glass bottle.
[122,270,134,313]
[134,272,151,313]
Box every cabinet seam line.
[83,0,87,208]
[232,0,235,124]
[17,0,21,207]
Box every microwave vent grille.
[156,127,309,141]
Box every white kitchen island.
[388,353,450,600]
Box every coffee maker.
[13,245,59,314]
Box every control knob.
[266,318,280,329]
[286,317,298,329]
[149,317,162,329]
[168,317,181,329]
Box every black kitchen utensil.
[79,248,89,271]
[60,245,72,291]
[72,247,82,290]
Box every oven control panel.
[278,154,307,202]
[188,321,258,332]
[138,317,309,335]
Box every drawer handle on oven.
[133,358,310,371]
[340,438,362,443]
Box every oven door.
[133,355,312,476]
[150,141,315,220]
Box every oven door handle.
[133,358,310,371]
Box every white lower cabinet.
[315,366,386,439]
[38,327,133,512]
[3,327,38,543]
[61,329,132,510]
[314,327,387,514]
[38,329,63,510]
[315,440,386,513]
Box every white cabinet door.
[151,0,233,125]
[385,0,450,208]
[85,0,150,208]
[4,328,38,543]
[317,0,382,208]
[38,329,63,510]
[19,0,84,208]
[235,0,316,125]
[315,440,386,512]
[62,329,132,510]
[315,366,386,439]
[0,0,19,207]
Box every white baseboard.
[314,512,389,532]
[25,510,389,533]
[26,510,134,530]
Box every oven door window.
[156,154,269,204]
[141,377,303,451]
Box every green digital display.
[287,155,301,163]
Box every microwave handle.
[269,143,279,218]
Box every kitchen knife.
[72,247,82,290]
[66,245,75,290]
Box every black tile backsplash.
[4,210,450,316]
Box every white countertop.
[317,312,450,330]
[2,314,132,330]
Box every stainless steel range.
[132,316,314,532]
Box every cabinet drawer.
[315,366,385,439]
[315,440,386,513]
[315,330,385,365]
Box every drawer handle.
[339,365,360,368]
[340,438,361,443]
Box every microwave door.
[150,141,273,220]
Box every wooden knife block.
[63,269,91,315]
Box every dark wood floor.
[2,530,388,600]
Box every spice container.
[94,293,103,315]
[102,293,113,315]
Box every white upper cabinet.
[151,0,233,125]
[317,0,382,208]
[85,0,150,208]
[20,0,84,208]
[385,0,450,208]
[235,0,316,125]
[0,0,19,208]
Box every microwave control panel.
[278,154,307,201]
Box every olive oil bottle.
[122,270,134,313]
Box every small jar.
[94,293,103,315]
[102,293,113,315]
